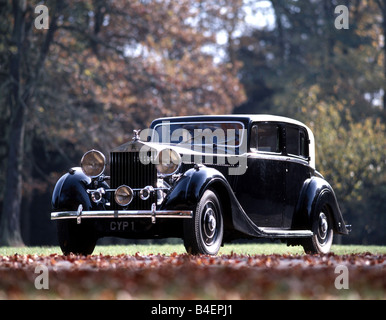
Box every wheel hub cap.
[203,207,216,239]
[318,212,328,240]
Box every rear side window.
[250,123,281,153]
[299,130,307,158]
[286,126,309,158]
[286,126,300,155]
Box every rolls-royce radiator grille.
[110,152,157,210]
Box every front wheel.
[183,189,223,255]
[57,219,97,255]
[302,204,334,254]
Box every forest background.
[0,0,384,246]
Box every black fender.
[160,165,232,212]
[160,165,263,236]
[51,167,109,211]
[294,177,349,235]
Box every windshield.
[151,121,245,150]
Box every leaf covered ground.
[0,251,385,300]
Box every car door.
[283,125,312,228]
[236,122,285,227]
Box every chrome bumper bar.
[51,204,193,224]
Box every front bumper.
[51,204,193,224]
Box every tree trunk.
[0,0,62,246]
[375,0,386,121]
[382,9,386,121]
[271,0,286,62]
[0,0,26,246]
[0,98,26,246]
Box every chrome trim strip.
[51,209,193,221]
[86,187,169,193]
[259,227,313,238]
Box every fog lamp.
[140,186,154,201]
[114,185,133,206]
[91,188,105,203]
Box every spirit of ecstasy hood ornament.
[132,129,141,141]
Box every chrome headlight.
[115,185,133,206]
[155,148,181,176]
[80,149,106,178]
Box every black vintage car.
[51,115,350,255]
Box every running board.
[259,228,313,238]
[232,205,313,239]
[232,209,314,239]
[226,185,314,239]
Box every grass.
[0,242,385,256]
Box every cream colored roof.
[152,114,316,169]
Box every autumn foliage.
[0,252,385,299]
[0,0,245,245]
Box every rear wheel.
[183,190,223,255]
[302,204,333,254]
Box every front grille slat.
[110,151,157,210]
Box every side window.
[286,126,299,155]
[250,123,281,153]
[286,126,309,158]
[299,130,308,158]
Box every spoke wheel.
[303,203,334,254]
[183,189,223,255]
